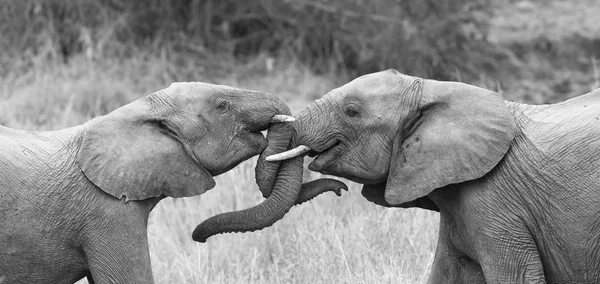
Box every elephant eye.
[215,98,230,113]
[344,104,360,117]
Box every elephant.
[265,69,600,283]
[0,82,344,284]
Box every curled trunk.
[192,155,304,243]
[292,99,333,149]
[254,100,295,198]
[255,122,292,198]
[192,158,347,242]
[295,179,347,205]
[192,106,347,243]
[193,118,297,242]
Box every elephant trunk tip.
[191,198,295,243]
[191,225,219,243]
[192,225,266,243]
[196,157,303,244]
[294,178,349,205]
[191,231,208,243]
[191,226,223,243]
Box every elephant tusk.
[266,145,312,161]
[270,115,295,123]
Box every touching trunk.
[289,101,333,150]
[255,101,337,198]
[255,122,292,197]
[192,105,347,243]
[193,116,299,243]
[295,179,347,205]
[192,152,304,243]
[192,153,346,242]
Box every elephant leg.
[428,255,485,284]
[478,224,546,284]
[427,224,485,284]
[83,201,156,284]
[84,226,154,284]
[85,226,154,283]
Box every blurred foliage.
[1,0,600,104]
[1,0,501,80]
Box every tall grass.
[1,56,438,283]
[0,54,340,129]
[148,161,438,284]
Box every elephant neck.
[0,125,95,212]
[0,124,92,189]
[1,124,83,161]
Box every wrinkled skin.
[0,82,300,284]
[192,134,348,242]
[193,93,348,243]
[287,69,600,283]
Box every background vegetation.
[1,0,599,283]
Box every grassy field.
[0,57,439,283]
[3,1,599,282]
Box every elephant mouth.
[307,150,319,157]
[237,114,297,159]
[266,139,380,182]
[207,129,267,177]
[309,145,383,184]
[246,129,268,148]
[238,128,270,156]
[307,141,341,173]
[204,115,295,176]
[306,144,332,158]
[242,114,294,151]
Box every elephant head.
[76,82,309,232]
[269,69,517,206]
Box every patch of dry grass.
[490,0,600,43]
[149,161,438,284]
[0,55,340,129]
[1,56,438,283]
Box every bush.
[0,0,499,81]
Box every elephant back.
[506,88,600,170]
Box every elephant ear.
[76,96,215,201]
[384,80,517,205]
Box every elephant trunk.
[192,152,304,243]
[192,100,348,243]
[192,153,347,242]
[193,98,301,243]
[295,179,347,205]
[255,99,331,197]
[292,100,335,151]
[266,101,335,162]
[255,122,293,198]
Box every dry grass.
[490,0,600,43]
[0,55,341,129]
[1,56,438,283]
[148,162,438,284]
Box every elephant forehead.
[337,73,412,99]
[165,82,271,102]
[165,82,240,98]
